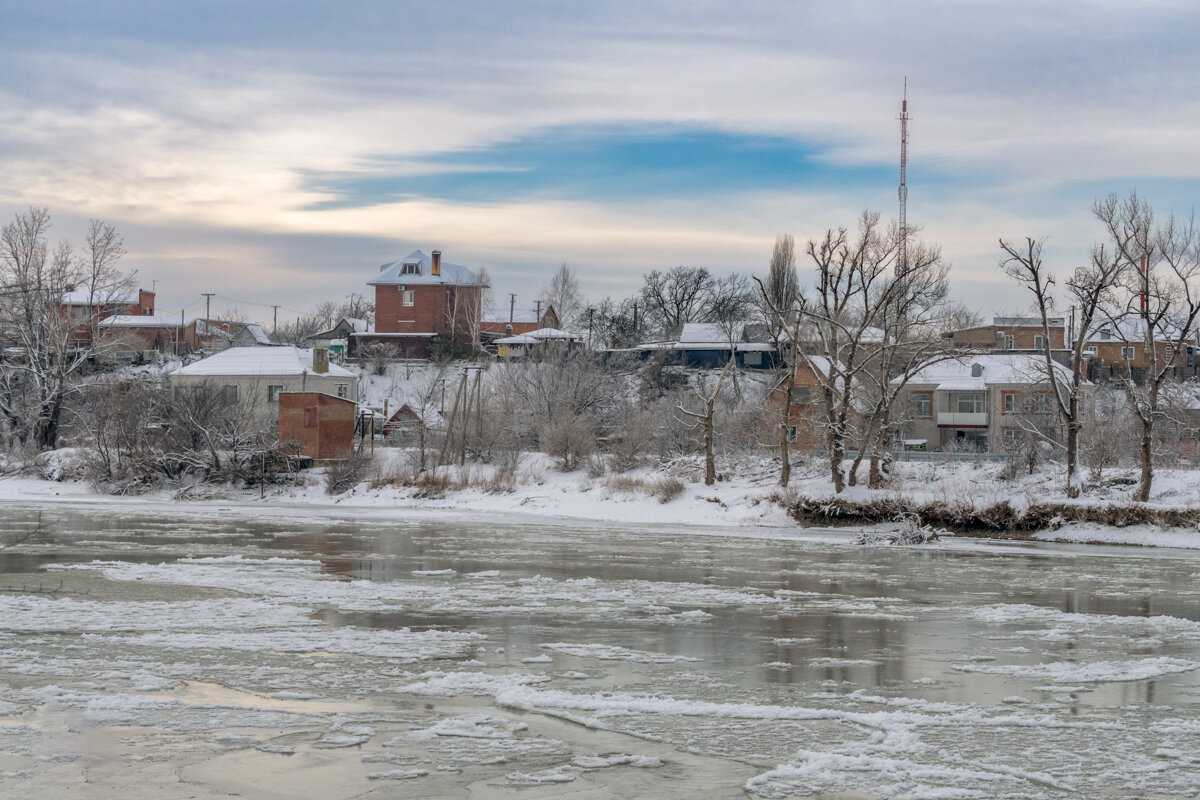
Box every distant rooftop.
[174,346,356,378]
[368,250,487,287]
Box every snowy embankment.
[2,450,1199,549]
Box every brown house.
[480,302,560,338]
[1084,320,1190,372]
[356,249,487,358]
[949,316,1066,352]
[278,391,357,460]
[768,357,857,450]
[62,287,156,345]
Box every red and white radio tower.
[897,78,910,275]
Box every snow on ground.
[3,440,1200,549]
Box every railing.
[936,411,987,426]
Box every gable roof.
[368,250,486,287]
[174,346,356,378]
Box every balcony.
[937,411,988,427]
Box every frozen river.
[2,503,1200,798]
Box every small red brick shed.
[278,392,357,460]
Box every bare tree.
[640,266,715,338]
[1095,193,1200,501]
[756,213,900,493]
[0,208,135,450]
[677,359,733,485]
[540,263,583,330]
[999,228,1125,498]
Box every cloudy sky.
[2,2,1197,325]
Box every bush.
[541,412,596,471]
[649,475,685,503]
[324,451,376,495]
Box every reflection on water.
[4,503,1200,797]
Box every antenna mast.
[897,77,909,275]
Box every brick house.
[61,287,155,345]
[1083,319,1191,375]
[480,302,560,339]
[356,249,487,358]
[768,356,855,450]
[948,316,1066,352]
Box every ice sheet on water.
[506,765,576,784]
[100,626,485,662]
[573,753,663,768]
[952,657,1200,683]
[539,642,700,663]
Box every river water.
[2,503,1200,798]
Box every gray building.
[896,354,1083,451]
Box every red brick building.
[278,391,357,460]
[357,249,487,358]
[480,302,559,338]
[61,288,155,345]
[948,316,1066,352]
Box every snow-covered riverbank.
[3,451,1200,550]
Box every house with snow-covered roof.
[896,353,1085,452]
[60,287,156,345]
[308,316,371,356]
[636,322,779,370]
[171,347,357,422]
[480,301,559,339]
[355,249,487,358]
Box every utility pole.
[270,305,280,338]
[509,293,517,325]
[202,293,215,324]
[535,299,542,326]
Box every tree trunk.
[1135,419,1154,502]
[1065,423,1081,499]
[868,424,889,489]
[777,371,794,487]
[827,425,845,493]
[34,391,63,451]
[704,400,716,486]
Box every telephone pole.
[508,293,517,325]
[201,293,215,324]
[270,305,280,338]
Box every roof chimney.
[970,363,983,378]
[313,348,329,374]
[431,250,441,277]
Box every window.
[221,385,238,403]
[143,308,153,316]
[787,425,798,443]
[789,385,810,404]
[911,393,931,418]
[400,262,421,275]
[268,385,284,403]
[1101,329,1111,340]
[1002,392,1020,413]
[1003,428,1021,446]
[402,290,415,307]
[1086,346,1098,355]
[743,351,763,366]
[336,384,349,399]
[1033,334,1045,350]
[1121,345,1136,360]
[955,392,984,414]
[1003,334,1015,350]
[1029,393,1052,414]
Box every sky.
[1,1,1198,327]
